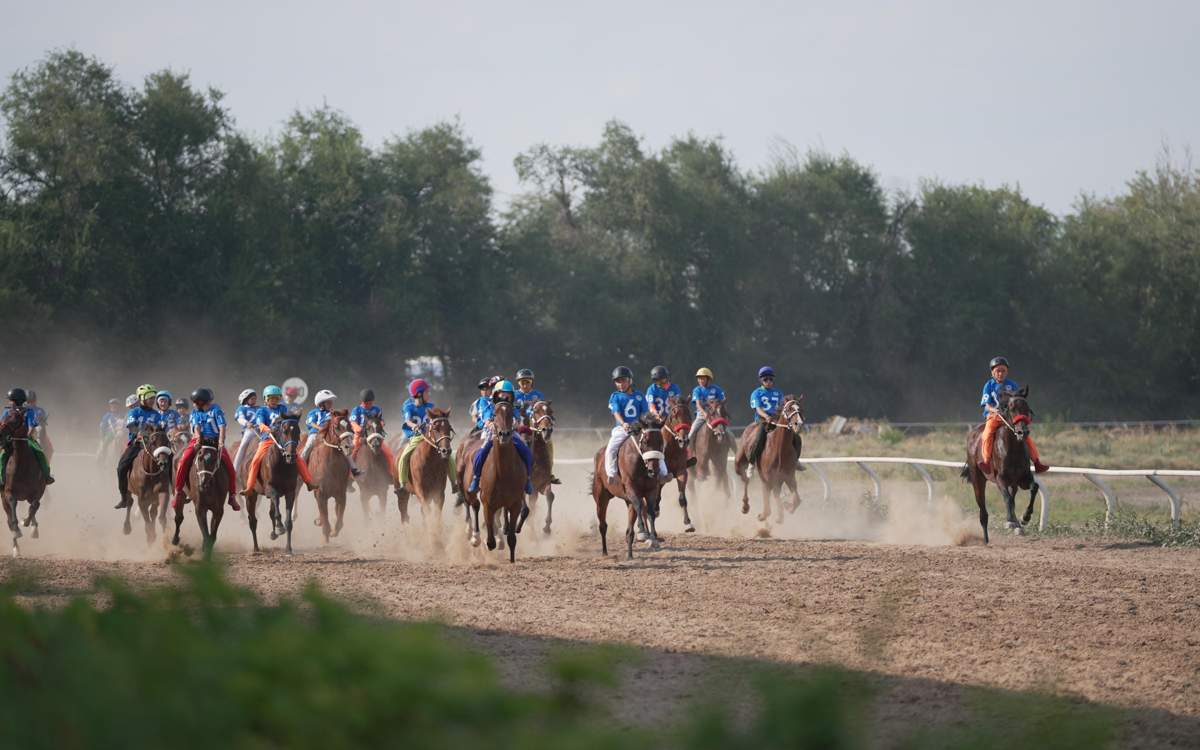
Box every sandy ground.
[4,447,1199,746]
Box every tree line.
[2,50,1198,422]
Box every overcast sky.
[5,1,1198,214]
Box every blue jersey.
[980,378,1020,418]
[100,412,124,438]
[189,405,227,439]
[609,389,648,425]
[402,399,434,438]
[645,382,682,413]
[469,396,490,430]
[305,408,332,434]
[2,407,39,430]
[27,406,46,427]
[125,406,163,440]
[514,388,545,421]
[156,408,181,431]
[234,404,258,431]
[350,404,383,428]
[691,384,726,407]
[255,403,291,430]
[750,387,783,420]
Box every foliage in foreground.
[0,565,1117,749]
[1038,511,1200,548]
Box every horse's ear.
[444,407,452,416]
[1018,385,1029,398]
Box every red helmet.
[408,379,430,397]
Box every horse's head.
[363,413,386,455]
[1000,386,1033,442]
[141,425,173,469]
[492,401,514,445]
[780,394,805,431]
[664,396,693,449]
[276,416,301,463]
[196,435,220,491]
[635,416,667,479]
[424,408,454,459]
[325,410,354,455]
[529,400,555,442]
[0,406,27,440]
[704,399,730,438]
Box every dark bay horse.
[736,395,805,524]
[242,415,302,553]
[354,412,395,520]
[965,386,1040,543]
[471,401,527,561]
[659,396,696,533]
[399,408,454,532]
[306,410,353,544]
[692,399,734,499]
[125,425,174,543]
[0,407,47,556]
[525,400,557,535]
[591,415,666,560]
[172,436,227,560]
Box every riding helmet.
[360,388,375,402]
[156,390,173,403]
[493,380,516,395]
[515,368,535,382]
[650,365,670,381]
[313,389,337,407]
[476,377,491,390]
[611,366,633,381]
[7,387,27,405]
[757,366,776,380]
[695,367,715,379]
[238,388,257,405]
[174,398,188,409]
[408,379,430,397]
[127,395,140,408]
[108,398,122,406]
[989,356,1010,370]
[191,387,214,404]
[136,384,158,400]
[262,385,283,399]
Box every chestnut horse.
[242,414,302,554]
[397,408,454,529]
[735,395,805,525]
[964,386,1040,543]
[0,406,47,556]
[124,424,174,543]
[692,399,734,498]
[467,401,527,561]
[306,410,353,544]
[591,414,666,560]
[354,412,395,520]
[525,400,557,535]
[171,436,227,560]
[659,396,696,534]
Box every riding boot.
[114,492,133,510]
[227,491,241,512]
[172,490,186,510]
[468,474,481,493]
[550,475,562,485]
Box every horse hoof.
[543,525,552,536]
[757,513,768,522]
[636,531,648,542]
[123,522,132,535]
[31,528,38,539]
[269,531,279,540]
[1013,525,1025,536]
[741,501,750,515]
[684,523,696,533]
[11,545,18,558]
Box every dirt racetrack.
[4,450,1199,746]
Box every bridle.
[419,416,454,459]
[137,429,173,475]
[774,399,805,432]
[492,401,514,445]
[632,423,665,478]
[529,401,555,442]
[997,397,1032,440]
[321,416,354,455]
[195,441,220,484]
[660,402,692,448]
[272,418,300,460]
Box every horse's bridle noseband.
[421,417,454,458]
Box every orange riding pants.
[244,438,313,494]
[981,414,1042,465]
[353,434,397,481]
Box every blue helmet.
[492,380,516,395]
[155,390,173,403]
[757,366,776,380]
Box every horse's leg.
[972,472,989,544]
[27,499,40,539]
[1023,482,1039,526]
[506,506,518,563]
[1001,484,1022,534]
[209,507,223,557]
[625,499,637,561]
[470,499,481,547]
[158,490,169,536]
[757,473,772,522]
[676,471,694,533]
[738,460,751,515]
[645,494,662,548]
[316,495,331,543]
[484,503,497,551]
[396,486,410,524]
[543,487,555,535]
[171,494,185,546]
[333,492,346,538]
[247,492,260,553]
[773,481,785,524]
[284,491,295,554]
[268,491,281,539]
[6,495,19,557]
[142,497,155,544]
[195,505,212,560]
[123,496,133,536]
[784,474,800,513]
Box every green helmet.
[263,385,283,398]
[136,384,158,401]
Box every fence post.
[1085,474,1118,528]
[1033,476,1050,532]
[808,463,832,503]
[1146,476,1182,530]
[856,462,881,501]
[909,463,935,510]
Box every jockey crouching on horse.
[514,368,560,484]
[687,367,727,442]
[396,379,458,491]
[1,388,54,485]
[231,389,259,475]
[301,390,360,476]
[978,357,1049,474]
[154,391,181,432]
[171,388,241,511]
[243,385,318,495]
[606,367,669,482]
[114,384,162,508]
[467,380,535,495]
[743,366,802,465]
[350,388,396,480]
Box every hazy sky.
[6,1,1198,214]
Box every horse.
[525,400,557,535]
[659,396,697,533]
[353,412,395,520]
[306,410,353,544]
[241,415,302,554]
[0,406,47,557]
[691,399,734,498]
[171,435,228,560]
[964,386,1040,543]
[735,395,805,525]
[591,414,666,560]
[124,424,174,543]
[469,400,527,561]
[397,408,454,531]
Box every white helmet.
[125,394,138,408]
[238,388,257,404]
[314,389,336,407]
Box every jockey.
[175,397,191,423]
[231,388,260,475]
[396,378,457,493]
[1,388,53,485]
[513,369,545,426]
[115,384,162,508]
[743,366,787,465]
[645,365,682,417]
[687,367,727,442]
[604,367,666,481]
[301,389,360,475]
[172,388,240,511]
[467,380,534,495]
[469,377,494,435]
[99,398,125,449]
[242,385,317,495]
[24,390,48,441]
[350,388,396,479]
[154,391,181,432]
[978,356,1049,474]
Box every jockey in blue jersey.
[687,367,727,441]
[513,369,545,426]
[739,366,800,469]
[115,383,162,508]
[154,391,181,432]
[301,389,360,476]
[468,380,534,496]
[231,388,259,474]
[99,398,125,454]
[0,387,53,486]
[171,388,240,511]
[605,366,668,481]
[978,356,1049,474]
[242,385,317,494]
[395,378,458,493]
[645,365,682,418]
[350,388,395,479]
[469,376,499,434]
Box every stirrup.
[549,476,562,485]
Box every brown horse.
[124,424,174,543]
[397,408,454,529]
[242,414,303,553]
[0,407,47,556]
[691,399,734,498]
[467,401,526,561]
[735,395,805,524]
[306,410,353,544]
[171,435,228,560]
[525,400,557,535]
[964,386,1039,543]
[354,412,395,520]
[591,415,666,560]
[659,396,696,533]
